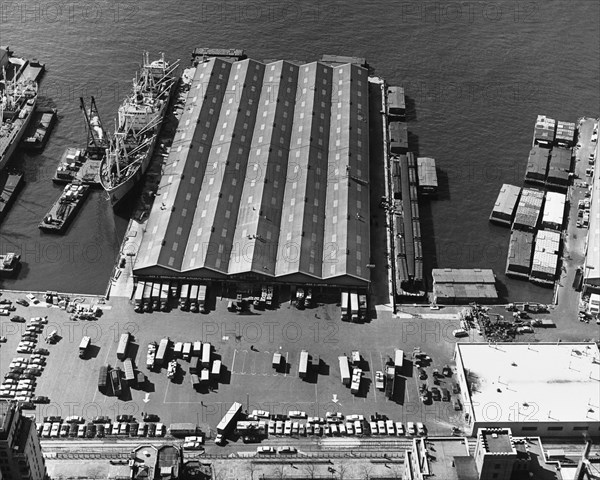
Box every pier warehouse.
[454,342,600,438]
[431,268,497,305]
[133,57,371,290]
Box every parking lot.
[0,290,471,445]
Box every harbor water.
[0,0,599,300]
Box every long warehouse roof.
[134,57,370,285]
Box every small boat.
[22,107,57,151]
[0,252,20,275]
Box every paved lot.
[1,291,468,441]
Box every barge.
[22,107,56,151]
[53,147,101,186]
[524,146,550,186]
[0,171,23,222]
[512,188,544,232]
[39,182,90,234]
[505,230,534,279]
[489,184,521,226]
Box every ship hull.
[0,97,37,170]
[102,130,159,206]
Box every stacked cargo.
[530,230,561,286]
[489,184,521,226]
[533,115,556,147]
[505,230,534,279]
[524,146,550,185]
[555,121,576,148]
[512,188,544,232]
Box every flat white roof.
[456,343,600,423]
[542,191,565,226]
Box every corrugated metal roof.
[387,86,405,111]
[134,58,370,285]
[416,157,437,188]
[531,250,558,275]
[525,146,549,179]
[432,268,496,284]
[507,230,534,269]
[492,184,521,217]
[542,191,566,227]
[513,188,544,229]
[535,229,561,254]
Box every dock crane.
[79,96,107,159]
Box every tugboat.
[99,53,179,206]
[0,252,20,275]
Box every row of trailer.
[133,281,208,313]
[340,291,367,322]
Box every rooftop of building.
[133,56,371,286]
[479,428,515,454]
[432,268,496,284]
[492,184,521,216]
[456,342,600,424]
[408,437,470,480]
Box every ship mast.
[79,96,108,159]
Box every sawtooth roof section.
[228,60,299,276]
[275,62,333,279]
[183,59,265,274]
[323,63,370,282]
[134,59,231,273]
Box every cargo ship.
[22,107,56,150]
[100,53,179,207]
[39,182,90,234]
[0,75,37,170]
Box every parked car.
[407,422,416,435]
[147,423,157,437]
[59,424,70,437]
[452,329,469,338]
[32,396,50,404]
[10,315,26,323]
[97,425,105,438]
[33,348,49,355]
[417,422,426,435]
[86,424,96,438]
[395,422,405,435]
[257,446,276,454]
[117,414,134,423]
[142,413,159,422]
[15,299,30,307]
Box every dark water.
[1,0,599,298]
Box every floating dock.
[512,188,544,232]
[387,86,406,119]
[22,107,56,151]
[53,147,101,186]
[0,171,23,223]
[489,184,521,226]
[39,183,90,234]
[506,230,534,279]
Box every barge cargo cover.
[489,184,521,226]
[525,146,550,185]
[506,230,534,279]
[513,188,544,232]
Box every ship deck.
[19,61,45,82]
[52,147,102,187]
[39,184,90,234]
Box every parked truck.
[531,318,556,328]
[385,366,395,398]
[110,367,122,396]
[155,338,169,368]
[350,292,359,322]
[182,342,192,361]
[201,343,211,367]
[358,294,367,321]
[133,281,145,313]
[350,368,362,394]
[189,284,200,312]
[146,342,157,369]
[142,282,153,312]
[198,285,207,313]
[341,291,349,321]
[159,283,169,312]
[179,284,190,310]
[123,358,135,384]
[168,423,198,438]
[215,402,243,445]
[98,365,109,391]
[116,333,130,360]
[394,349,404,371]
[338,356,350,386]
[299,350,309,379]
[211,359,221,380]
[151,283,161,311]
[78,336,90,359]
